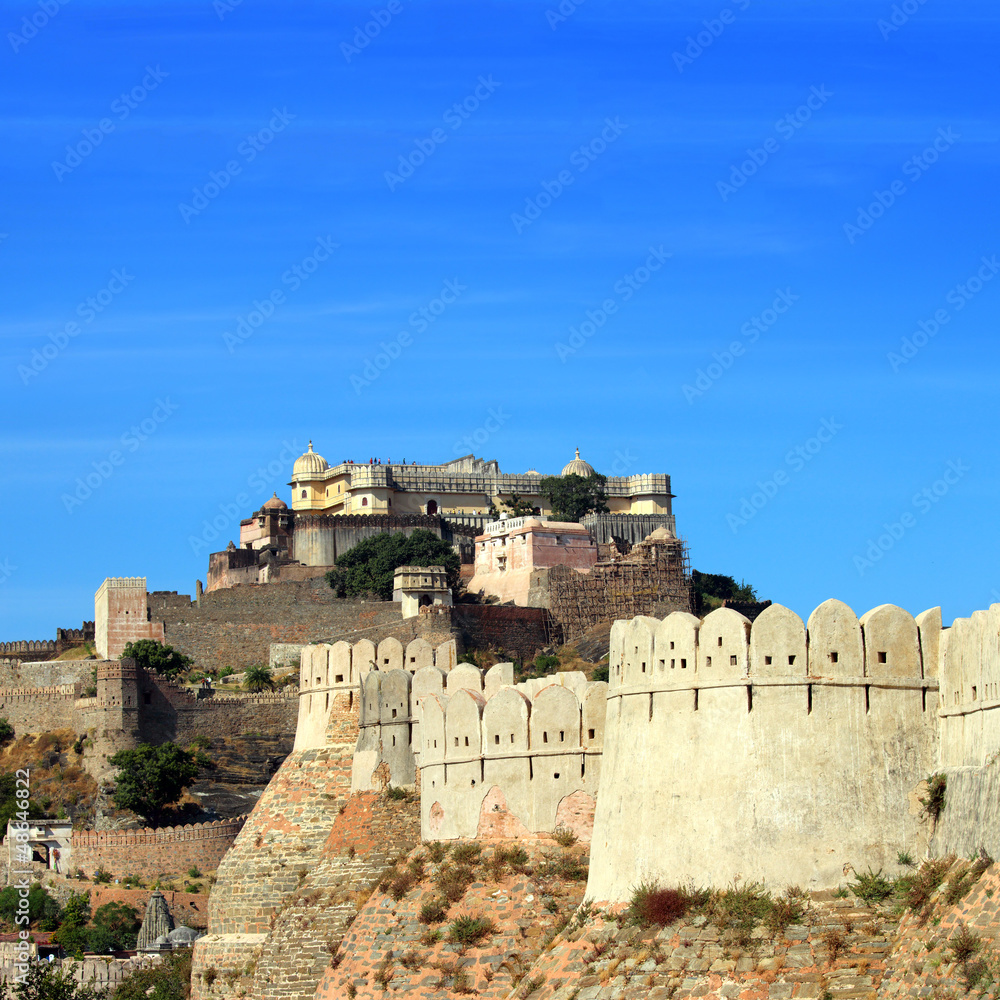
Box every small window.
[362,497,368,506]
[788,655,796,665]
[543,732,548,743]
[554,772,560,779]
[454,737,459,746]
[764,656,772,665]
[681,658,687,668]
[464,736,469,746]
[588,728,595,739]
[335,674,344,682]
[877,651,887,663]
[717,637,723,647]
[383,658,389,665]
[433,739,437,748]
[392,708,397,718]
[658,659,665,669]
[730,655,737,666]
[830,651,839,663]
[706,656,712,667]
[301,490,307,499]
[494,734,500,745]
[510,734,514,743]
[641,661,646,673]
[670,659,675,668]
[410,657,416,663]
[391,735,395,746]
[559,731,564,741]
[670,641,675,649]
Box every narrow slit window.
[648,693,654,720]
[706,656,712,667]
[670,658,675,668]
[730,655,737,666]
[830,651,839,663]
[693,688,699,711]
[717,637,723,647]
[865,685,870,713]
[641,661,646,673]
[877,651,887,664]
[807,684,813,714]
[559,731,565,741]
[746,685,753,712]
[543,732,548,743]
[464,736,469,746]
[494,734,500,745]
[670,641,675,649]
[681,658,687,669]
[588,728,595,739]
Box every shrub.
[764,890,805,936]
[427,841,449,863]
[420,898,448,924]
[452,969,474,994]
[897,857,951,914]
[960,957,992,991]
[950,923,981,964]
[0,718,14,743]
[387,869,416,902]
[452,843,482,865]
[897,850,915,867]
[188,865,202,878]
[850,868,894,905]
[449,914,495,947]
[824,929,846,963]
[920,773,947,823]
[627,881,691,927]
[385,785,408,801]
[407,855,426,880]
[92,867,113,884]
[537,855,588,881]
[591,664,609,682]
[202,967,218,988]
[435,864,476,903]
[553,825,577,848]
[420,929,443,946]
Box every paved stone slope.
[315,839,590,1000]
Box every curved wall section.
[589,601,940,900]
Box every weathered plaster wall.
[588,601,941,899]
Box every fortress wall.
[443,604,555,662]
[588,601,941,901]
[0,659,101,690]
[416,664,605,842]
[160,582,454,670]
[71,817,245,879]
[0,685,80,732]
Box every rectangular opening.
[529,758,533,780]
[559,730,565,741]
[433,739,437,748]
[641,661,646,673]
[670,641,675,649]
[681,658,687,669]
[788,655,796,665]
[865,685,870,713]
[830,651,839,663]
[693,688,699,711]
[648,693,653,721]
[325,693,329,710]
[764,656,772,665]
[554,772,560,780]
[706,656,712,667]
[454,737,459,746]
[746,685,753,713]
[877,651,887,664]
[391,708,397,718]
[543,732,548,743]
[922,687,927,713]
[464,736,469,746]
[658,659,665,669]
[391,735,395,746]
[717,636,723,647]
[972,686,978,701]
[409,657,416,663]
[510,734,514,743]
[335,674,344,683]
[588,728,595,740]
[730,655,737,666]
[670,658,675,668]
[807,684,813,714]
[383,658,389,665]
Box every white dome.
[561,448,596,478]
[293,440,329,477]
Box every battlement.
[415,664,607,842]
[71,816,246,849]
[0,684,79,701]
[97,577,148,591]
[587,599,964,901]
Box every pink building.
[469,516,597,606]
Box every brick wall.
[88,886,209,929]
[441,604,557,661]
[71,817,245,879]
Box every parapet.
[589,600,943,901]
[416,664,607,842]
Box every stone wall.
[0,623,94,663]
[0,684,79,732]
[417,664,606,841]
[71,817,245,878]
[441,604,557,662]
[0,658,98,689]
[588,601,942,900]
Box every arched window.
[301,490,307,499]
[426,499,438,515]
[362,497,368,507]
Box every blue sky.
[1,0,998,638]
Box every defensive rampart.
[0,684,80,732]
[71,817,245,878]
[588,600,942,899]
[417,664,607,842]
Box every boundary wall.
[588,600,942,899]
[417,665,607,842]
[71,817,245,878]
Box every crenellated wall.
[416,665,607,842]
[588,600,950,900]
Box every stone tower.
[94,577,165,658]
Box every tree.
[538,473,609,522]
[51,891,91,958]
[114,951,191,1000]
[0,772,45,829]
[243,664,274,692]
[0,883,60,930]
[487,493,539,519]
[692,570,759,616]
[121,640,192,678]
[87,901,140,952]
[0,717,14,743]
[326,529,460,601]
[12,962,109,1000]
[108,743,204,825]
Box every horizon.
[2,1,999,639]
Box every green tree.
[87,901,140,952]
[0,717,14,743]
[0,884,61,930]
[538,473,610,522]
[121,640,192,678]
[0,773,45,828]
[12,962,109,1000]
[487,493,540,519]
[692,570,759,616]
[108,743,204,825]
[326,529,460,601]
[52,891,91,958]
[114,951,191,1000]
[243,664,274,692]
